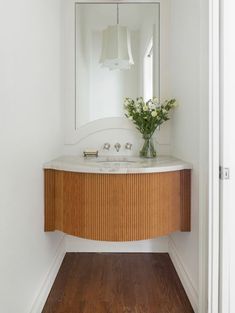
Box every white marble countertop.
[44,155,192,174]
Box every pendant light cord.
[117,4,119,24]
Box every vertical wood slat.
[55,170,64,230]
[44,169,55,231]
[44,169,191,241]
[180,170,191,231]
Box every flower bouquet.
[124,97,176,158]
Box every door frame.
[207,0,220,312]
[217,0,235,312]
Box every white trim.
[198,0,210,312]
[64,117,137,145]
[208,0,220,312]
[218,0,233,312]
[168,238,198,313]
[30,237,66,313]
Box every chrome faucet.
[125,142,132,150]
[114,143,121,152]
[103,143,111,150]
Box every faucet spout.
[114,143,121,152]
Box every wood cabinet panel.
[44,170,191,241]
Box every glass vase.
[139,134,157,158]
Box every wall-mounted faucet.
[114,143,121,152]
[125,142,132,150]
[103,142,131,152]
[103,143,111,150]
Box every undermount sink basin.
[86,156,143,167]
[96,159,138,164]
[87,156,169,165]
[96,159,137,163]
[97,161,136,167]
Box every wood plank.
[42,253,194,313]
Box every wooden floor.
[42,253,194,313]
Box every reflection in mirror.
[75,3,160,128]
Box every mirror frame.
[62,0,170,145]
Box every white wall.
[169,0,208,312]
[0,0,64,312]
[66,235,168,253]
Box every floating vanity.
[44,156,192,241]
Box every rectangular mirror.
[75,3,160,128]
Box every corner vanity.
[44,156,192,241]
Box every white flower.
[128,116,133,120]
[149,102,156,110]
[134,102,140,109]
[151,111,157,117]
[124,98,131,106]
[162,109,167,114]
[137,97,144,104]
[153,97,159,104]
[143,105,148,111]
[124,109,129,115]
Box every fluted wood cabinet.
[44,170,191,241]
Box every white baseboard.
[30,236,66,313]
[65,235,169,253]
[168,238,199,313]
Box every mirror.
[75,3,160,128]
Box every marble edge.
[43,158,192,174]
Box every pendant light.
[100,4,134,70]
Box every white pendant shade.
[100,24,134,70]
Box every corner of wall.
[168,237,199,313]
[30,236,66,313]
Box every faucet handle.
[114,143,121,152]
[125,142,132,150]
[103,143,111,150]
